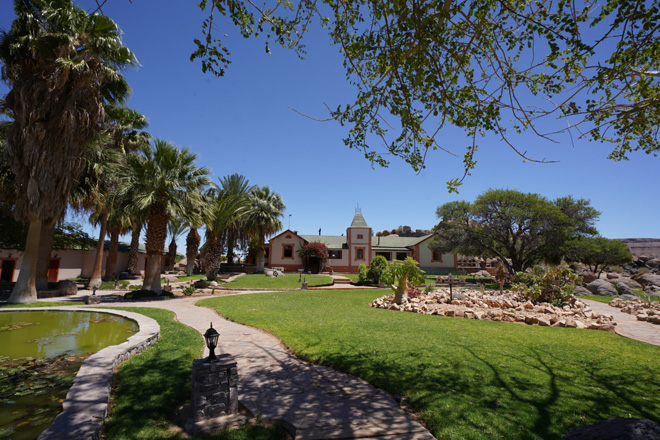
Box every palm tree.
[204,189,249,281]
[1,0,136,303]
[244,186,286,274]
[218,174,253,264]
[183,188,213,277]
[166,217,189,271]
[121,140,210,293]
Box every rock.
[537,318,551,326]
[646,258,660,269]
[163,274,179,284]
[209,281,219,287]
[618,293,638,301]
[451,291,467,300]
[615,277,643,289]
[56,280,78,296]
[574,286,592,296]
[575,320,587,329]
[606,272,620,279]
[611,281,634,296]
[580,271,597,284]
[472,270,491,277]
[586,279,618,296]
[633,273,660,288]
[599,324,616,332]
[561,417,660,440]
[85,295,101,304]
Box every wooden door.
[47,258,60,282]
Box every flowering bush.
[297,242,329,260]
[408,286,423,298]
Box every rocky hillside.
[616,238,660,259]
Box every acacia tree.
[191,0,660,191]
[431,189,600,275]
[564,237,633,276]
[1,0,136,303]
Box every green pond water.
[0,310,138,440]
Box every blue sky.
[1,1,658,252]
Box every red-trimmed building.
[267,210,457,274]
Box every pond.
[0,310,138,440]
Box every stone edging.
[0,307,160,440]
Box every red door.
[47,258,60,282]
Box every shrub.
[182,286,195,296]
[512,266,580,306]
[357,264,369,284]
[124,290,174,300]
[367,255,388,284]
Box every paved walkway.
[59,291,434,440]
[582,299,660,346]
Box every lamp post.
[448,274,454,302]
[203,323,219,362]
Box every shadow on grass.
[306,339,660,440]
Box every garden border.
[0,306,160,440]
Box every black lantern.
[203,323,219,362]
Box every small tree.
[357,264,369,284]
[564,237,633,276]
[380,257,426,305]
[368,255,388,284]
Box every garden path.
[581,298,660,346]
[96,292,436,440]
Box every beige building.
[267,210,457,274]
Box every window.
[396,252,408,261]
[357,234,364,239]
[356,248,364,260]
[283,245,293,258]
[376,251,391,260]
[432,250,443,262]
[329,250,342,259]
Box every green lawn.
[0,301,85,308]
[199,290,660,440]
[222,274,332,289]
[102,307,288,440]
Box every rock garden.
[371,288,618,332]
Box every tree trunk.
[127,223,141,276]
[167,238,177,271]
[226,230,235,265]
[186,228,200,277]
[8,218,42,304]
[142,254,162,293]
[392,275,409,305]
[142,204,168,293]
[205,234,222,281]
[104,228,120,281]
[35,221,56,291]
[89,212,108,289]
[255,234,266,274]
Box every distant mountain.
[615,238,660,259]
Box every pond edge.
[0,307,160,440]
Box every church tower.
[347,207,372,269]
